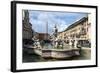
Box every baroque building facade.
[57,15,91,48]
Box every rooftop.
[65,17,88,31]
[58,17,88,33]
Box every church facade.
[22,10,33,44]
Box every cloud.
[29,10,87,34]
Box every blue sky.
[29,10,88,34]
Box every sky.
[28,10,88,34]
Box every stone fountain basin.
[33,48,80,59]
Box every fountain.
[33,24,80,59]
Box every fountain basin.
[33,48,80,59]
